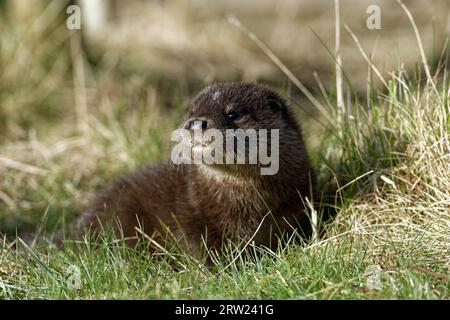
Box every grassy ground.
[0,1,449,299]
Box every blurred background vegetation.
[0,0,449,233]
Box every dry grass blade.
[215,212,270,275]
[69,31,89,135]
[226,14,328,116]
[134,227,187,270]
[344,24,389,90]
[334,0,344,117]
[0,155,48,176]
[396,0,438,94]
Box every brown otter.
[75,82,316,254]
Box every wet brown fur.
[76,82,316,254]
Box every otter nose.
[188,119,208,130]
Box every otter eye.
[225,111,240,121]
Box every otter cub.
[77,82,316,254]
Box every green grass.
[0,1,449,300]
[1,231,447,299]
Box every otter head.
[175,82,306,178]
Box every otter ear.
[267,97,285,112]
